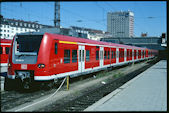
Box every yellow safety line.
[59,40,77,44]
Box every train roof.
[47,33,148,50]
[16,32,157,51]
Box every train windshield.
[15,35,43,55]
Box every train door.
[116,48,119,64]
[78,45,85,72]
[124,48,127,62]
[100,46,103,67]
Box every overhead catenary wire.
[61,7,106,27]
[103,1,117,11]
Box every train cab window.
[86,50,90,61]
[96,51,99,60]
[72,50,77,63]
[104,51,107,59]
[108,51,110,59]
[6,47,10,54]
[16,35,43,54]
[0,47,2,54]
[64,50,70,63]
[55,43,57,54]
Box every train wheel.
[22,80,30,89]
[15,78,32,92]
[21,78,32,91]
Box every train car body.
[6,32,158,89]
[0,39,12,66]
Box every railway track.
[1,58,158,112]
[1,87,58,111]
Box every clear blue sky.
[1,1,166,37]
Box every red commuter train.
[5,32,158,90]
[0,39,12,67]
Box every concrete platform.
[84,60,167,111]
[1,76,5,91]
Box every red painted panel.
[85,45,99,69]
[134,50,137,60]
[127,49,132,61]
[104,47,111,65]
[111,48,116,64]
[0,39,12,64]
[0,46,10,63]
[119,48,124,62]
[138,50,141,59]
[49,41,78,75]
[127,49,130,61]
[146,50,148,57]
[142,50,144,58]
[130,49,132,60]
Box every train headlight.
[38,64,45,68]
[8,63,11,67]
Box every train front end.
[6,33,50,90]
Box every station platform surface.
[84,60,167,111]
[0,66,7,91]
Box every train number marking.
[21,64,27,69]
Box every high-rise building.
[107,11,134,37]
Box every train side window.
[6,47,10,54]
[114,51,116,58]
[127,50,129,58]
[55,43,57,54]
[122,51,123,58]
[86,50,90,61]
[64,49,70,63]
[111,50,114,59]
[130,50,132,58]
[104,51,107,59]
[108,51,110,59]
[0,47,2,54]
[134,50,136,57]
[119,50,122,58]
[96,50,99,60]
[72,50,77,63]
[79,50,81,62]
[82,50,84,61]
